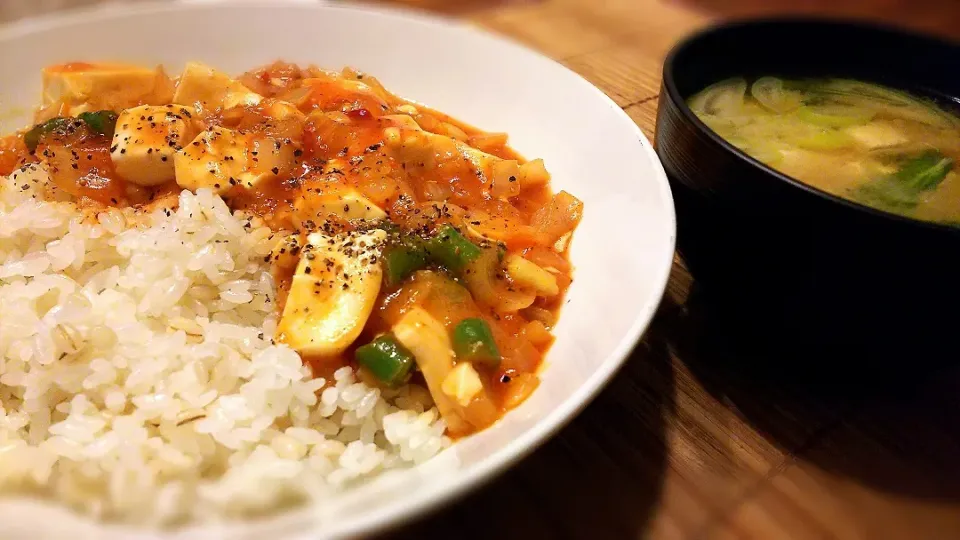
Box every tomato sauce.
[8,61,583,437]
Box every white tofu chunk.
[110,105,196,186]
[441,362,484,407]
[174,126,297,194]
[276,229,386,357]
[41,62,172,114]
[173,127,249,194]
[295,187,387,223]
[172,62,262,113]
[847,121,910,150]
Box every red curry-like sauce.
[3,61,583,436]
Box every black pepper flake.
[110,198,118,204]
[271,167,279,175]
[304,267,312,274]
[500,374,512,383]
[161,156,168,162]
[120,149,126,154]
[293,149,303,157]
[109,145,118,152]
[147,148,153,154]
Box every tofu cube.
[42,62,173,114]
[110,105,196,186]
[294,187,387,223]
[174,127,249,194]
[174,127,297,194]
[276,229,386,357]
[172,62,262,113]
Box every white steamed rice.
[0,171,447,525]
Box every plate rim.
[0,2,677,538]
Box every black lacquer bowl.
[656,19,960,364]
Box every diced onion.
[531,191,583,244]
[750,77,802,113]
[519,158,549,189]
[491,159,522,199]
[504,255,559,297]
[688,77,747,116]
[441,122,469,142]
[463,249,536,313]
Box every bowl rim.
[0,1,678,538]
[661,16,960,235]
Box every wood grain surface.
[2,0,959,538]
[378,1,960,539]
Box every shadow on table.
[380,313,677,539]
[664,284,960,502]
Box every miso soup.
[688,77,960,224]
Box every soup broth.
[689,77,960,224]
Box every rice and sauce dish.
[0,61,582,524]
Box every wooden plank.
[724,368,960,539]
[563,46,664,107]
[471,2,621,59]
[626,99,662,139]
[577,0,711,58]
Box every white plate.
[0,2,676,538]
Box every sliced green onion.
[893,150,954,191]
[23,117,72,152]
[794,129,855,151]
[853,150,954,210]
[78,110,119,138]
[452,318,501,368]
[797,104,875,128]
[355,334,415,387]
[426,224,482,272]
[750,77,802,113]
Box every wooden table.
[3,1,960,538]
[375,1,960,539]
